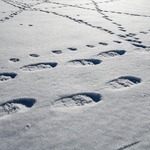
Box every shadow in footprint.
[20,62,57,71]
[97,50,126,58]
[68,59,102,66]
[0,98,36,116]
[107,76,141,89]
[0,73,17,81]
[52,92,102,108]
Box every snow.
[0,0,150,149]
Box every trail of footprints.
[0,0,144,113]
[1,0,149,48]
[1,42,142,112]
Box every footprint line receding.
[107,76,141,89]
[0,98,36,117]
[0,73,17,81]
[52,92,102,108]
[97,50,126,58]
[67,59,102,66]
[20,62,57,71]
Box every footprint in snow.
[0,73,17,82]
[52,92,102,108]
[0,98,36,117]
[67,59,102,66]
[107,76,141,89]
[20,62,57,71]
[97,50,126,58]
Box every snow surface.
[0,0,150,149]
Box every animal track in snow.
[20,62,57,71]
[107,76,141,89]
[140,31,148,34]
[52,50,62,54]
[97,50,126,58]
[113,40,122,44]
[126,33,136,37]
[29,53,40,58]
[0,98,36,117]
[0,73,17,81]
[68,59,102,66]
[86,44,95,48]
[52,92,102,108]
[132,43,148,49]
[117,34,126,38]
[125,39,142,44]
[99,42,108,46]
[9,58,20,62]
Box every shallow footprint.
[0,98,36,117]
[107,76,141,89]
[52,92,102,108]
[0,73,17,81]
[97,50,126,58]
[67,59,102,66]
[20,62,57,71]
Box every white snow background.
[0,0,150,149]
